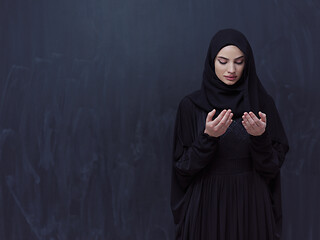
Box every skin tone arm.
[204,110,267,137]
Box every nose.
[227,63,235,73]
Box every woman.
[171,29,289,240]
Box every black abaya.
[170,29,289,240]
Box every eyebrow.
[217,56,245,60]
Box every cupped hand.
[242,111,267,136]
[204,109,233,137]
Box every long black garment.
[171,29,289,240]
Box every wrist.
[202,132,220,140]
[250,129,269,142]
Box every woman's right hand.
[204,109,233,137]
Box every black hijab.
[188,28,289,148]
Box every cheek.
[237,65,245,75]
[214,62,225,76]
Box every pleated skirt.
[181,170,276,240]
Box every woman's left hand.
[242,111,267,136]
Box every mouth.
[224,75,237,81]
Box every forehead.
[216,45,244,58]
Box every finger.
[249,112,264,128]
[216,114,233,136]
[242,119,255,135]
[216,109,232,127]
[259,111,267,124]
[225,113,233,127]
[242,113,255,131]
[228,112,233,122]
[221,112,233,128]
[206,109,216,123]
[242,120,249,130]
[212,109,227,125]
[241,116,251,130]
[245,112,260,128]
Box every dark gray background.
[0,0,319,239]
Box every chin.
[224,80,238,85]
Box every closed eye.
[218,60,227,65]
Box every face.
[214,45,245,85]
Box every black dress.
[171,97,286,240]
[171,29,289,240]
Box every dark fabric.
[171,29,289,240]
[189,29,250,117]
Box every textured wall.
[0,0,319,239]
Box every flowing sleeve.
[170,97,219,231]
[249,131,287,180]
[173,97,219,183]
[250,95,289,239]
[249,94,289,180]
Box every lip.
[224,75,237,80]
